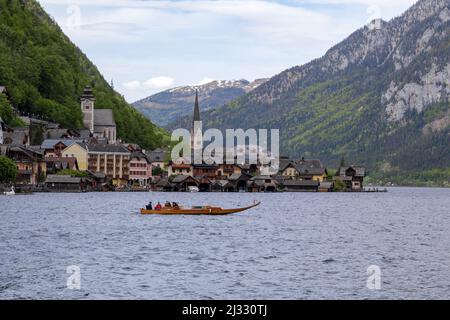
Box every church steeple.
[191,90,203,153]
[193,90,201,124]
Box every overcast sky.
[38,0,417,102]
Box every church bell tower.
[81,86,95,133]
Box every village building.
[2,127,30,145]
[193,164,218,179]
[1,145,46,185]
[247,175,278,192]
[45,157,79,174]
[45,175,88,193]
[146,148,167,170]
[129,151,152,186]
[168,163,193,177]
[281,158,328,182]
[335,166,366,191]
[151,177,173,192]
[80,87,117,144]
[61,142,89,171]
[224,172,252,192]
[171,175,199,192]
[41,139,84,158]
[216,163,242,179]
[281,180,319,192]
[86,144,131,186]
[212,180,228,192]
[195,176,213,192]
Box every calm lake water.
[1,188,450,300]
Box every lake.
[1,187,450,299]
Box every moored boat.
[140,201,260,216]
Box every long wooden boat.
[140,202,260,216]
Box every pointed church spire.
[193,89,201,123]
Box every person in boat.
[172,202,179,209]
[146,201,153,210]
[165,201,172,208]
[155,202,162,210]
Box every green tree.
[152,166,164,176]
[0,155,18,183]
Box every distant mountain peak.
[133,78,268,126]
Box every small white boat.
[188,186,199,193]
[3,186,15,196]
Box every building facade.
[87,144,131,186]
[129,152,152,186]
[61,143,89,171]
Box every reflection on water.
[1,188,450,299]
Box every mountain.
[0,0,167,150]
[133,79,268,127]
[195,0,450,185]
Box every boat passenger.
[165,201,172,208]
[155,202,162,210]
[172,202,179,209]
[146,201,153,210]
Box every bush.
[0,156,18,183]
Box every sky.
[38,0,418,103]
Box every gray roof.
[41,139,83,149]
[146,148,167,162]
[228,173,251,181]
[284,159,326,176]
[171,175,194,183]
[131,151,149,162]
[339,166,366,177]
[87,144,130,154]
[45,175,81,184]
[78,129,91,139]
[94,109,115,127]
[45,129,70,139]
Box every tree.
[152,166,164,177]
[0,156,18,183]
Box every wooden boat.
[140,201,260,216]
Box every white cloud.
[144,76,175,89]
[122,80,141,89]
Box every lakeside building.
[280,158,328,182]
[335,166,366,191]
[45,175,88,193]
[87,144,131,186]
[0,145,46,185]
[129,151,152,186]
